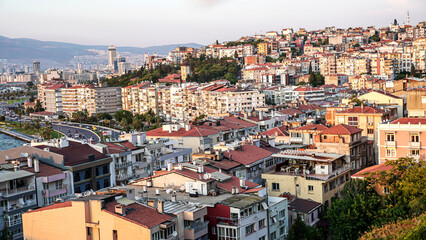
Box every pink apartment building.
[377,118,426,163]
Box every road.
[52,123,101,143]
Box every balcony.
[115,161,133,169]
[290,137,303,144]
[276,165,352,181]
[184,222,209,240]
[116,174,132,181]
[385,141,396,147]
[0,185,36,198]
[42,185,68,198]
[5,217,22,227]
[409,141,420,149]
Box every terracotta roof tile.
[223,145,272,165]
[292,124,328,131]
[338,106,385,114]
[390,118,426,125]
[26,201,72,213]
[351,163,392,178]
[103,201,174,229]
[320,124,362,135]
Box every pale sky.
[0,0,425,47]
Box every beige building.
[22,195,177,240]
[405,88,426,117]
[262,150,350,207]
[43,84,66,113]
[62,85,122,116]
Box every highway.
[52,123,101,143]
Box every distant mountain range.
[0,35,203,67]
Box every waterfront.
[0,133,25,151]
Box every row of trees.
[114,109,161,132]
[103,64,180,87]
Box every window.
[280,226,286,236]
[246,224,255,236]
[386,133,395,142]
[113,230,117,240]
[270,231,277,240]
[279,209,286,219]
[383,187,390,194]
[259,236,266,240]
[308,185,314,192]
[330,181,335,190]
[410,149,420,156]
[272,183,280,191]
[348,116,358,126]
[410,134,419,143]
[386,148,396,157]
[367,128,374,134]
[55,180,62,190]
[258,219,265,228]
[324,184,328,193]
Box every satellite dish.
[23,153,29,157]
[5,155,9,160]
[172,231,178,237]
[203,173,209,180]
[306,170,310,175]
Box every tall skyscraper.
[108,46,117,69]
[33,61,40,74]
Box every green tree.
[326,179,383,240]
[34,100,44,112]
[288,214,322,240]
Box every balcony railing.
[385,141,396,147]
[185,221,209,233]
[115,161,133,169]
[409,141,420,149]
[5,218,22,227]
[0,185,35,197]
[290,137,303,144]
[116,174,132,181]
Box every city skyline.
[1,0,425,48]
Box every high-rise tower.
[33,61,40,74]
[108,46,117,69]
[407,11,410,25]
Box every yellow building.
[180,63,191,81]
[23,195,177,240]
[262,150,350,207]
[358,90,405,118]
[257,42,270,55]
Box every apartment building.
[62,85,122,116]
[293,86,325,102]
[405,88,426,117]
[289,124,328,145]
[377,118,426,163]
[30,138,113,193]
[262,150,351,207]
[334,106,394,144]
[22,194,178,240]
[314,124,375,169]
[257,42,270,55]
[0,169,36,240]
[358,90,405,118]
[146,117,258,152]
[43,84,65,114]
[370,57,394,78]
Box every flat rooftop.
[219,194,265,209]
[128,186,238,207]
[272,150,344,162]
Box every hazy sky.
[0,0,425,47]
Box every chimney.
[229,154,232,161]
[259,111,264,120]
[236,187,239,194]
[178,164,183,171]
[232,186,236,194]
[240,178,245,188]
[115,204,125,216]
[27,157,33,168]
[34,159,40,173]
[171,194,177,202]
[157,200,164,214]
[143,185,147,193]
[198,165,204,173]
[156,189,160,195]
[167,162,173,172]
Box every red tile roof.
[289,198,321,213]
[294,86,322,92]
[103,201,174,229]
[45,84,66,90]
[23,162,64,178]
[338,106,385,114]
[206,159,241,170]
[320,124,362,135]
[390,118,426,125]
[35,141,109,166]
[260,126,288,137]
[279,108,303,116]
[351,163,392,178]
[297,104,323,112]
[223,145,272,165]
[292,124,328,131]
